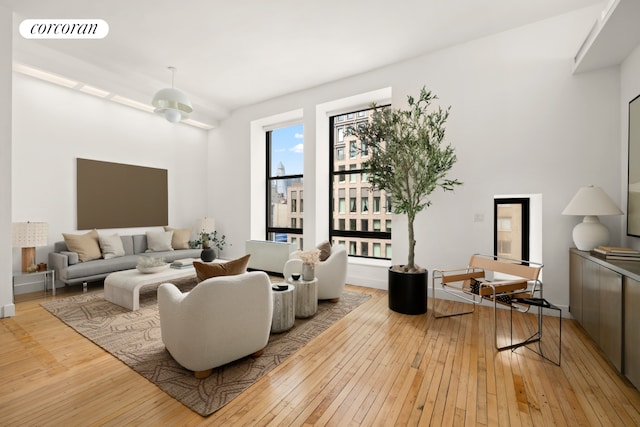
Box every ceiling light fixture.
[151,66,193,123]
[78,84,110,98]
[112,95,155,113]
[13,63,78,88]
[182,118,214,130]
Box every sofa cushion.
[99,233,125,259]
[54,241,68,252]
[63,249,203,281]
[146,231,173,252]
[153,249,201,263]
[132,235,147,254]
[164,226,191,250]
[65,255,137,280]
[317,240,332,262]
[121,235,134,256]
[193,254,251,282]
[62,229,102,262]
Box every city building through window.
[494,197,530,262]
[330,107,392,259]
[266,123,304,246]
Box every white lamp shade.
[196,217,216,233]
[152,87,193,123]
[12,222,48,247]
[561,185,623,216]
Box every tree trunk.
[407,214,416,271]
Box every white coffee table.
[104,266,196,311]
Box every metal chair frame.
[431,254,560,365]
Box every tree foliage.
[348,87,461,271]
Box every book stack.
[591,246,640,261]
[171,258,196,269]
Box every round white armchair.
[158,271,273,378]
[284,244,348,301]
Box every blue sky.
[271,123,304,175]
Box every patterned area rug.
[41,279,370,417]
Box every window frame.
[493,197,530,263]
[266,128,304,242]
[329,108,391,260]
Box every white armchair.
[158,271,273,378]
[282,258,303,280]
[284,244,348,302]
[316,244,348,301]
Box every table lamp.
[561,185,622,251]
[196,217,216,234]
[12,222,49,272]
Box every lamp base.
[573,216,609,251]
[21,247,37,273]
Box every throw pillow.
[98,233,125,259]
[317,240,332,262]
[193,254,251,282]
[62,229,102,262]
[163,226,191,250]
[146,230,174,252]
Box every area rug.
[41,279,370,417]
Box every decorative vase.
[201,247,216,262]
[302,263,315,281]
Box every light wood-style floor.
[1,283,639,426]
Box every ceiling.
[2,0,604,125]
[573,0,640,73]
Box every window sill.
[348,257,391,268]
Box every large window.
[267,123,304,248]
[494,198,530,262]
[330,108,391,259]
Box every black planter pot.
[200,247,216,262]
[388,267,428,315]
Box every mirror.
[628,94,640,236]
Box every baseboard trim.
[2,303,15,318]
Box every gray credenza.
[569,248,640,390]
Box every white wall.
[1,5,14,317]
[211,6,621,307]
[620,44,640,249]
[11,73,210,283]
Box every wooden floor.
[1,283,639,426]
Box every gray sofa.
[49,233,202,286]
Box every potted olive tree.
[349,87,461,314]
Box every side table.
[271,284,295,333]
[13,270,56,296]
[288,277,317,318]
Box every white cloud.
[294,133,304,139]
[290,143,304,153]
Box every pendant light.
[152,66,193,123]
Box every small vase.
[302,263,315,281]
[201,247,216,262]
